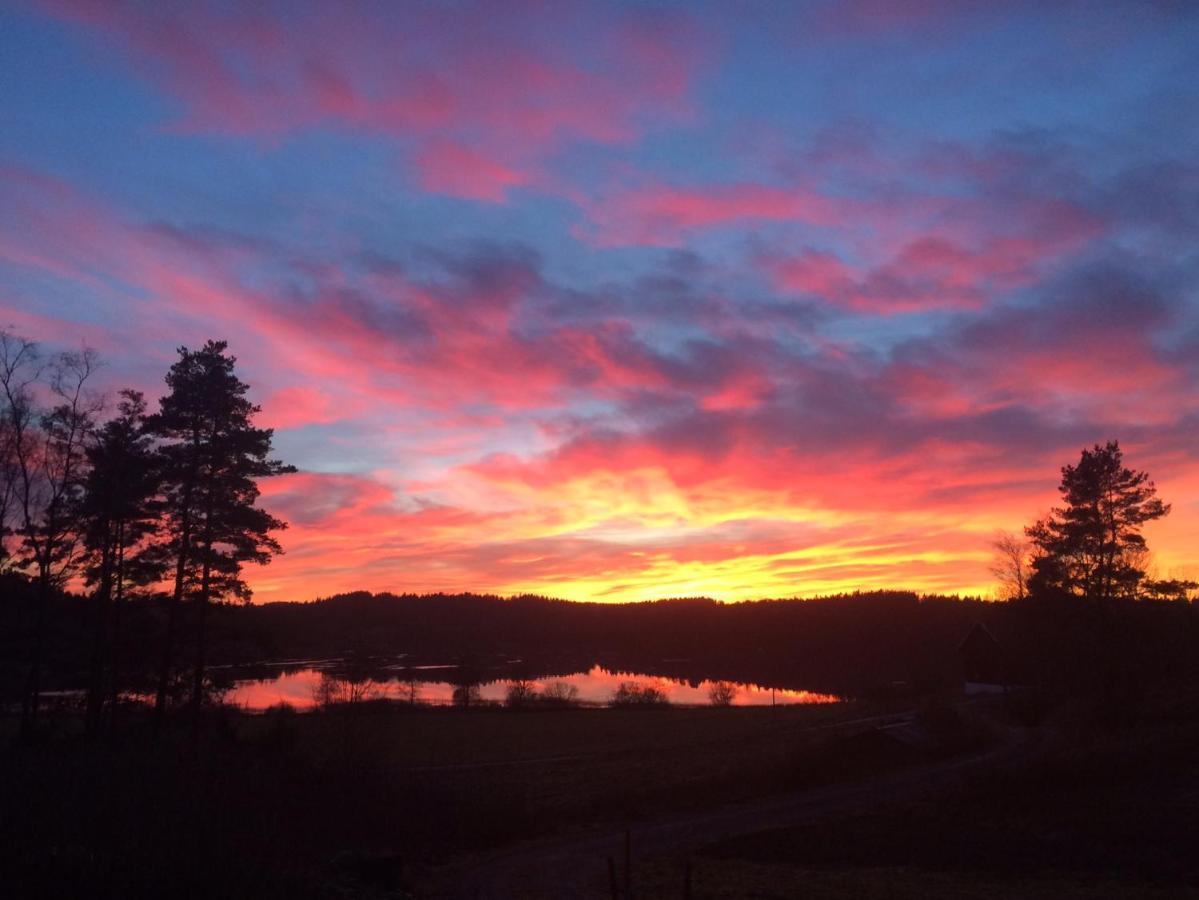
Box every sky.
[2,0,1199,603]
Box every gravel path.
[419,711,1034,898]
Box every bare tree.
[313,671,376,709]
[400,669,421,706]
[990,530,1031,601]
[707,681,737,706]
[0,333,100,734]
[0,412,17,568]
[0,332,39,568]
[504,679,537,708]
[540,681,579,707]
[1121,545,1153,600]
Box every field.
[624,701,1199,899]
[5,692,1195,897]
[0,697,943,898]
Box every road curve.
[419,713,1037,898]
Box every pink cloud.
[771,249,856,296]
[38,0,709,202]
[767,189,1105,313]
[582,183,842,247]
[2,165,735,416]
[259,386,351,430]
[413,140,529,203]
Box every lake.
[219,662,841,710]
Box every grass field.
[0,697,924,898]
[625,703,1199,898]
[10,694,1189,897]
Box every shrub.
[611,681,669,707]
[505,680,538,708]
[452,683,481,707]
[708,681,738,706]
[540,681,580,707]
[313,673,376,709]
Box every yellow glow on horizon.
[243,457,1199,605]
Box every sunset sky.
[3,1,1199,603]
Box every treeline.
[8,585,1198,710]
[252,588,1199,701]
[0,333,291,739]
[248,590,964,693]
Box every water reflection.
[225,663,840,710]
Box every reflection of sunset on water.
[225,664,840,710]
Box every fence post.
[624,827,632,899]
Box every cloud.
[580,183,842,247]
[768,230,1086,314]
[412,140,530,203]
[888,258,1191,423]
[37,0,709,202]
[7,149,1199,600]
[7,0,1199,602]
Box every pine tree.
[78,390,162,735]
[1026,441,1169,601]
[148,341,294,733]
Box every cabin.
[958,622,1006,695]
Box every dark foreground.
[607,703,1199,899]
[2,693,1197,898]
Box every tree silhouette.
[313,671,376,708]
[540,681,579,707]
[1026,441,1169,601]
[78,390,162,735]
[612,682,669,706]
[452,683,482,707]
[0,380,19,568]
[149,341,294,733]
[1139,577,1199,603]
[707,680,737,706]
[0,333,99,734]
[505,680,537,708]
[990,531,1030,601]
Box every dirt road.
[419,712,1035,898]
